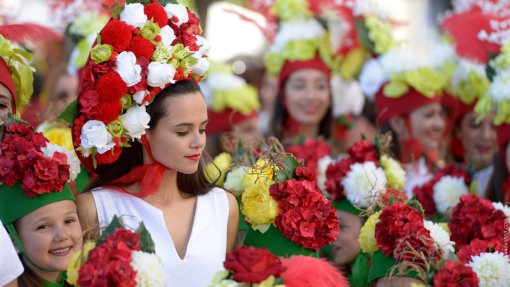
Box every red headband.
[0,58,16,113]
[375,86,441,124]
[207,108,258,134]
[278,56,331,92]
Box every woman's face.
[457,112,496,170]
[409,103,445,152]
[146,91,207,174]
[51,74,78,118]
[284,69,330,126]
[15,200,82,281]
[331,210,363,267]
[0,83,13,124]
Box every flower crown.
[67,215,167,286]
[68,1,210,168]
[0,34,35,110]
[0,116,80,197]
[325,138,406,211]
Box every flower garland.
[70,1,210,168]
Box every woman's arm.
[225,192,239,253]
[76,192,100,240]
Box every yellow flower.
[66,241,96,285]
[254,275,285,287]
[205,152,232,185]
[241,182,279,232]
[404,67,444,98]
[339,47,369,80]
[380,155,406,189]
[359,211,381,254]
[243,159,277,190]
[43,126,74,152]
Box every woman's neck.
[285,119,320,140]
[143,169,190,206]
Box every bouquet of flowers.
[287,138,332,182]
[67,215,167,287]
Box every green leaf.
[406,196,425,217]
[283,155,299,175]
[355,18,376,54]
[136,222,156,253]
[276,170,288,183]
[127,0,150,4]
[57,99,78,126]
[96,215,124,245]
[160,0,178,5]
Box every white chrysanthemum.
[492,202,510,224]
[433,176,468,215]
[424,220,455,259]
[451,59,486,90]
[223,166,249,197]
[317,155,333,192]
[269,18,325,53]
[342,161,387,208]
[41,143,81,182]
[427,42,456,68]
[130,251,167,287]
[380,155,406,189]
[468,252,510,287]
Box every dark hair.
[269,78,332,140]
[486,154,507,202]
[379,121,401,160]
[17,256,72,287]
[88,80,217,195]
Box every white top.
[405,158,433,198]
[91,187,229,287]
[0,220,24,286]
[473,165,494,198]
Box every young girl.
[0,120,82,287]
[72,2,238,286]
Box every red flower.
[288,139,331,179]
[393,231,442,266]
[380,188,408,205]
[95,71,127,103]
[270,179,339,250]
[79,90,99,118]
[128,36,155,60]
[95,146,123,165]
[99,20,133,52]
[144,3,168,27]
[95,100,122,124]
[224,246,285,283]
[324,158,353,201]
[295,166,315,181]
[6,123,32,134]
[433,261,479,287]
[106,228,141,251]
[456,239,505,263]
[347,140,379,164]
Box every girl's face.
[15,200,82,281]
[0,83,13,125]
[457,112,496,170]
[146,92,208,174]
[51,74,78,118]
[409,103,445,152]
[331,210,364,267]
[284,69,330,127]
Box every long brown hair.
[87,80,218,195]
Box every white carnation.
[223,166,249,197]
[359,59,387,99]
[114,51,142,87]
[433,176,468,215]
[120,3,148,28]
[164,3,189,26]
[41,143,81,182]
[190,56,209,76]
[159,25,176,47]
[195,35,211,56]
[80,120,115,154]
[424,220,455,259]
[130,251,167,287]
[317,155,333,192]
[468,252,510,287]
[147,61,176,88]
[342,161,387,208]
[120,105,150,140]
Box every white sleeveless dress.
[91,187,229,287]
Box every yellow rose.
[359,211,381,254]
[243,159,277,190]
[241,182,279,232]
[43,126,74,152]
[66,241,96,285]
[205,152,232,185]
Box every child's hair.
[17,256,72,287]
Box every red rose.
[433,261,479,287]
[347,141,379,164]
[144,3,168,27]
[128,36,155,60]
[96,71,127,102]
[99,20,133,52]
[224,246,285,283]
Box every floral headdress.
[67,0,210,169]
[66,215,167,287]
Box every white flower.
[80,120,115,154]
[114,51,142,87]
[130,251,167,287]
[451,59,486,90]
[223,166,249,197]
[164,3,189,26]
[424,220,455,259]
[159,25,176,47]
[41,143,81,182]
[195,35,211,56]
[433,176,468,215]
[468,252,510,287]
[342,161,387,208]
[190,56,209,76]
[331,77,365,117]
[269,18,325,53]
[120,105,150,140]
[133,90,148,105]
[492,202,510,224]
[317,155,333,192]
[379,48,422,76]
[427,42,456,68]
[488,69,510,103]
[120,3,148,28]
[147,62,176,88]
[359,59,387,99]
[380,155,406,189]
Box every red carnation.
[95,146,122,165]
[295,166,315,181]
[224,246,285,283]
[144,3,168,27]
[324,158,353,201]
[457,239,505,263]
[128,36,155,60]
[393,231,442,266]
[433,261,479,287]
[96,71,127,102]
[6,123,32,134]
[79,90,100,118]
[288,139,331,179]
[99,20,133,52]
[380,188,408,205]
[95,101,122,124]
[347,140,379,164]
